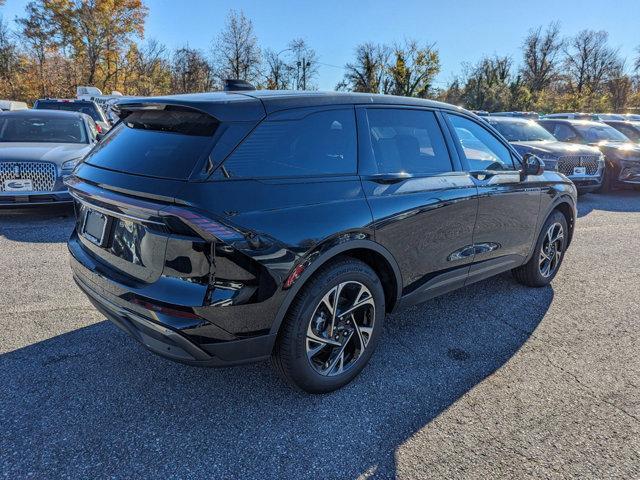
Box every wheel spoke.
[324,331,353,375]
[327,282,345,337]
[339,296,375,320]
[306,341,327,359]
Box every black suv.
[486,116,604,193]
[66,91,576,393]
[538,118,640,191]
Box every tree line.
[0,2,639,113]
[436,23,640,113]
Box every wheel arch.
[267,239,403,342]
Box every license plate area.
[4,179,33,192]
[82,209,111,247]
[573,166,587,175]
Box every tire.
[594,164,613,193]
[272,257,385,393]
[512,210,568,287]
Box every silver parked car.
[0,110,99,205]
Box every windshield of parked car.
[609,123,640,142]
[36,101,105,123]
[573,123,630,143]
[489,119,556,142]
[0,115,88,143]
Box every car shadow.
[0,204,75,243]
[0,273,553,478]
[577,190,640,217]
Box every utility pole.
[297,57,312,90]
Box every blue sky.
[2,0,640,90]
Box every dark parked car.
[602,120,640,144]
[0,110,99,205]
[66,91,577,393]
[33,98,111,133]
[486,116,604,193]
[538,118,640,191]
[491,111,539,119]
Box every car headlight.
[61,157,83,171]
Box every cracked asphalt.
[1,191,639,479]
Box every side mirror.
[521,153,544,178]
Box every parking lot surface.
[1,192,639,479]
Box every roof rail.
[223,79,256,92]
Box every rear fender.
[267,236,402,340]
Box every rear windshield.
[36,101,105,122]
[0,115,88,143]
[83,107,218,180]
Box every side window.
[447,114,515,171]
[365,108,452,175]
[221,109,356,178]
[547,123,577,142]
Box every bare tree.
[288,38,318,90]
[338,42,391,93]
[635,45,640,73]
[520,22,563,94]
[563,30,621,97]
[264,48,293,89]
[212,9,261,83]
[172,46,214,93]
[123,39,171,95]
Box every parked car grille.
[0,162,57,192]
[557,155,600,176]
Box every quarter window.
[447,114,515,171]
[365,108,452,175]
[221,109,357,178]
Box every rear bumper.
[69,238,275,367]
[0,190,72,206]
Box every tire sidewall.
[531,211,568,285]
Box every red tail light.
[95,123,103,133]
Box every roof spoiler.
[223,79,255,92]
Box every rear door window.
[364,108,452,175]
[220,109,357,178]
[83,107,218,180]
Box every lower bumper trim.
[75,274,275,367]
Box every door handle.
[469,171,496,181]
[366,173,411,185]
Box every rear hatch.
[68,94,264,287]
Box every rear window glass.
[84,108,218,180]
[220,109,357,178]
[36,101,105,122]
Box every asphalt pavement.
[1,192,639,479]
